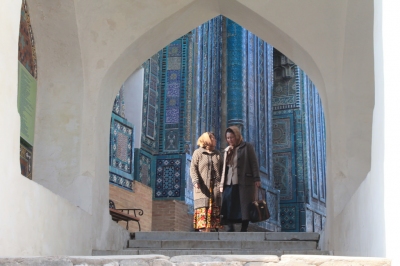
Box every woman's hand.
[220,187,223,193]
[255,181,261,187]
[195,183,200,189]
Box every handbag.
[249,187,270,223]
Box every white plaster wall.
[29,0,92,214]
[332,2,400,264]
[381,0,400,264]
[0,0,97,256]
[123,68,144,149]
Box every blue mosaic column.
[194,17,222,143]
[226,19,244,128]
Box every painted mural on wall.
[18,0,37,180]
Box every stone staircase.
[93,232,330,256]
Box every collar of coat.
[199,146,219,154]
[223,141,246,152]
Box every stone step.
[93,249,331,256]
[128,240,317,250]
[133,231,320,242]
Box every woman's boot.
[240,220,249,232]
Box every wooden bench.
[109,200,143,231]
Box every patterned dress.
[190,147,223,230]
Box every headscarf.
[197,132,215,151]
[225,126,243,165]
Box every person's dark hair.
[225,128,234,136]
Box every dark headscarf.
[225,126,243,165]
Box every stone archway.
[92,0,374,252]
[19,0,375,254]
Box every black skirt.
[220,184,242,225]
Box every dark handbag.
[249,187,270,223]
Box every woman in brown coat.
[190,132,222,232]
[219,126,261,232]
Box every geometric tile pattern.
[159,37,188,153]
[185,32,194,155]
[141,53,160,152]
[138,152,151,187]
[226,18,245,126]
[272,52,298,110]
[273,48,326,232]
[280,204,297,231]
[146,55,159,139]
[110,119,133,174]
[109,172,133,191]
[109,113,134,192]
[273,152,293,201]
[273,118,292,150]
[155,157,182,199]
[226,19,278,231]
[266,188,280,223]
[192,16,223,149]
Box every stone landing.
[0,255,391,265]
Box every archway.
[93,0,374,252]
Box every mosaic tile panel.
[109,172,133,191]
[266,189,279,223]
[226,19,244,125]
[133,148,152,187]
[141,53,161,152]
[273,152,293,201]
[165,129,179,151]
[273,47,326,232]
[272,50,299,110]
[185,31,194,154]
[193,17,223,146]
[280,204,297,231]
[110,114,134,179]
[272,118,291,150]
[154,157,183,199]
[146,55,159,140]
[158,36,188,153]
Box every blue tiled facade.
[273,50,326,232]
[109,16,326,232]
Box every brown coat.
[220,141,260,220]
[190,147,222,209]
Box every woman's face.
[226,132,237,146]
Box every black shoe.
[240,220,249,232]
[227,224,235,232]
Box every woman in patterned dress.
[190,132,223,232]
